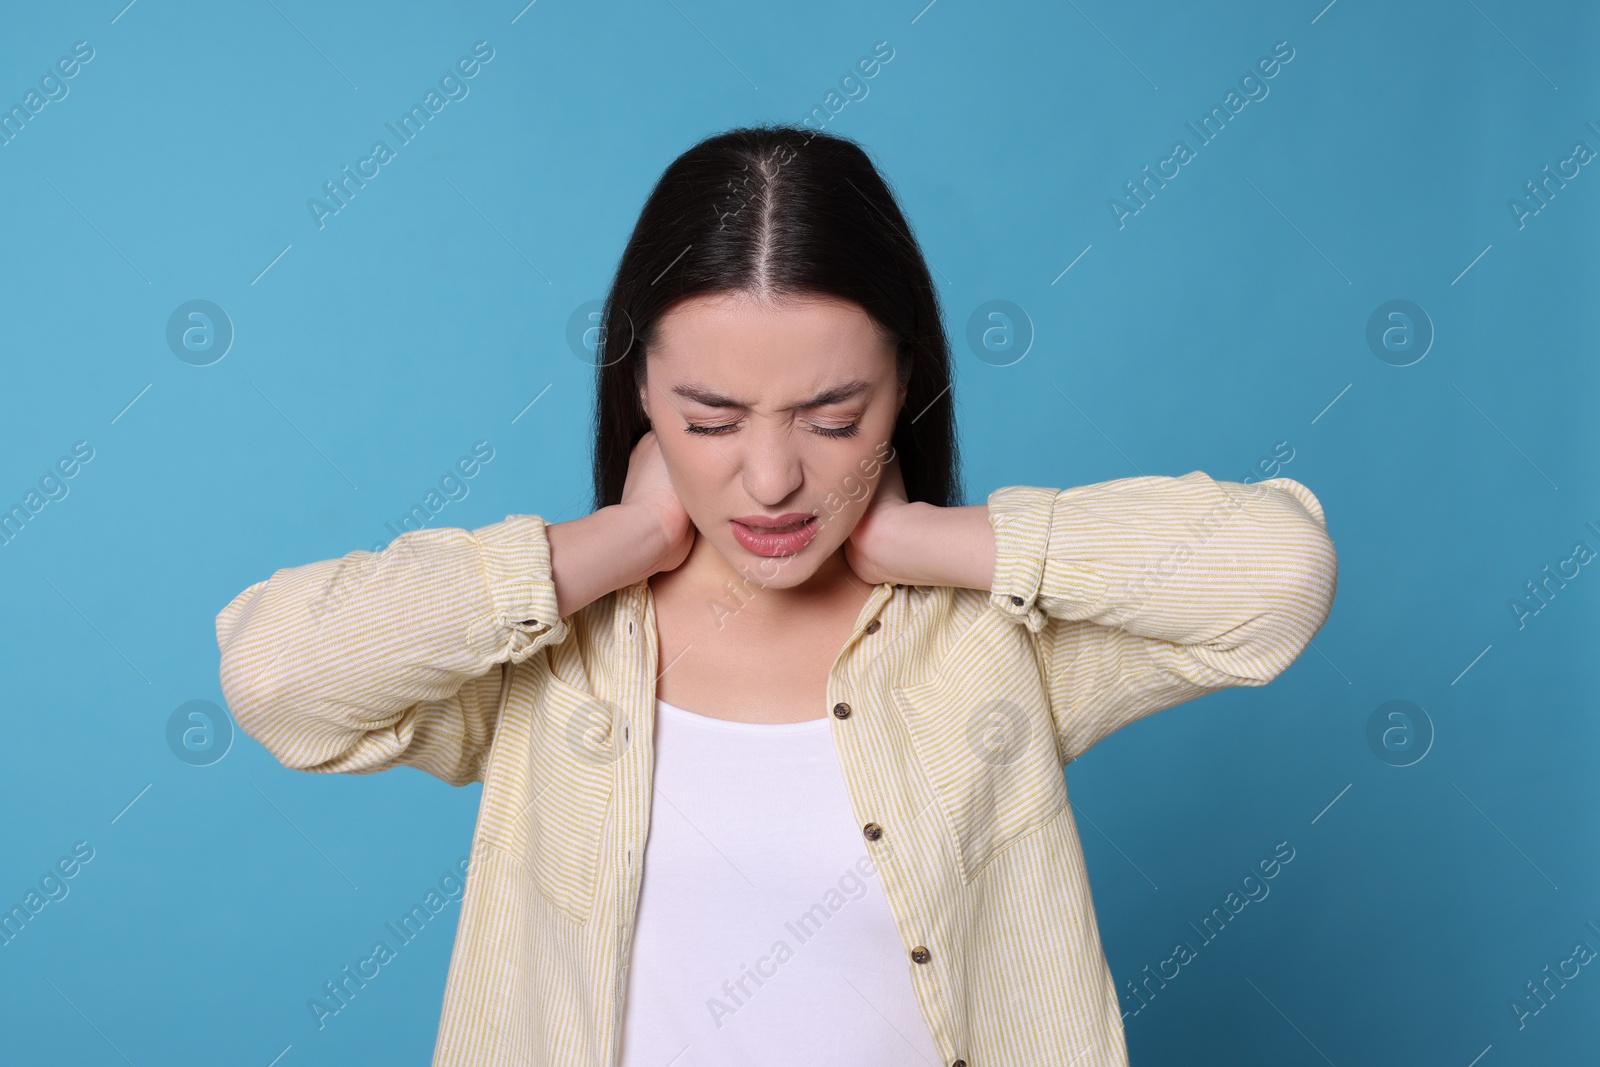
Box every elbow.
[1239,532,1339,686]
[214,580,284,740]
[217,639,279,737]
[1244,477,1339,682]
[216,648,323,772]
[217,651,417,776]
[1288,520,1339,644]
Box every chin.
[722,540,826,586]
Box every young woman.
[216,126,1337,1067]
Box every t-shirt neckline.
[655,697,831,733]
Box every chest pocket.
[481,663,621,924]
[891,610,1066,884]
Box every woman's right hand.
[620,430,695,575]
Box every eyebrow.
[669,377,872,411]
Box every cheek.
[662,442,731,506]
[814,452,877,519]
[839,463,876,508]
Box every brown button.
[864,619,881,634]
[832,702,852,719]
[952,1061,967,1067]
[862,822,882,841]
[910,946,931,964]
[1009,595,1024,606]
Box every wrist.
[861,500,937,587]
[614,500,685,574]
[549,503,677,619]
[896,502,997,591]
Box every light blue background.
[2,1,1596,1064]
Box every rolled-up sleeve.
[215,514,573,786]
[987,471,1338,761]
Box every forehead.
[648,292,894,397]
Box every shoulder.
[887,583,1010,685]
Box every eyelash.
[683,421,860,439]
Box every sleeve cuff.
[986,485,1058,634]
[470,514,572,663]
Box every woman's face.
[638,289,907,590]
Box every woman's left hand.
[845,451,918,585]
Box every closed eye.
[683,421,860,439]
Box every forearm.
[215,514,576,775]
[548,503,671,619]
[892,473,1335,633]
[985,473,1338,679]
[883,500,997,591]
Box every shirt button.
[952,1060,967,1067]
[862,822,882,841]
[1009,595,1024,606]
[864,619,880,634]
[832,701,852,719]
[910,946,931,964]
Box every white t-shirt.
[616,698,944,1066]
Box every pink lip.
[731,511,814,530]
[729,513,820,557]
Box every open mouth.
[729,515,821,557]
[742,518,812,533]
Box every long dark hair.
[591,124,961,512]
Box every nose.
[737,424,804,507]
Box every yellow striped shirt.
[214,470,1337,1066]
